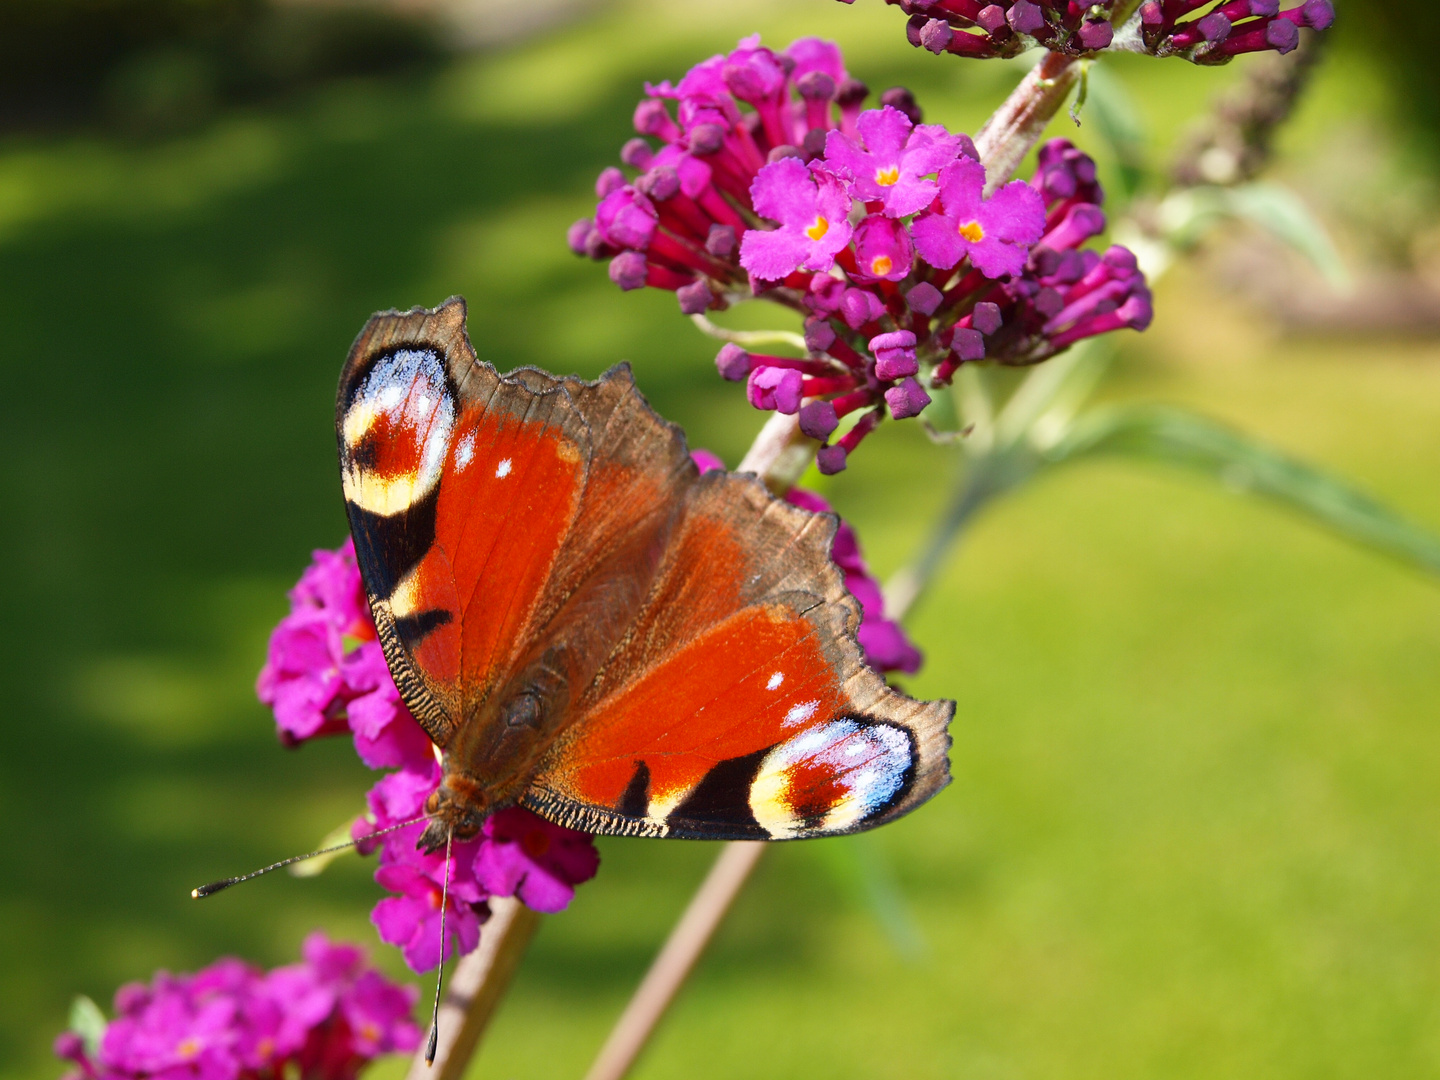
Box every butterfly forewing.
[337,299,593,746]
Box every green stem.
[885,450,1036,621]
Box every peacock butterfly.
[337,297,953,852]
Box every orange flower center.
[176,1038,202,1059]
[870,255,893,276]
[875,166,900,187]
[805,216,830,242]
[958,220,985,243]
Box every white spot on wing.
[767,672,784,691]
[495,458,513,478]
[454,431,476,470]
[784,700,818,728]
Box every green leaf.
[1157,183,1351,290]
[68,995,106,1057]
[813,834,926,961]
[1085,63,1149,202]
[1224,182,1352,290]
[288,817,360,878]
[1069,60,1089,126]
[995,338,1110,448]
[1049,405,1440,575]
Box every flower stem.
[581,842,768,1080]
[403,897,542,1080]
[738,411,813,493]
[974,52,1079,192]
[690,313,808,352]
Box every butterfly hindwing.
[523,470,953,840]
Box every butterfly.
[337,297,953,852]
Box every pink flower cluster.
[1135,0,1334,62]
[256,540,429,770]
[256,543,600,973]
[876,0,1333,63]
[54,934,419,1080]
[353,762,600,971]
[888,0,1121,56]
[693,450,921,673]
[570,35,1150,474]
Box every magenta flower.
[257,608,347,743]
[747,366,804,414]
[474,807,601,913]
[911,156,1046,278]
[690,449,726,473]
[258,540,602,976]
[290,540,371,637]
[740,157,853,280]
[372,861,487,973]
[870,331,918,381]
[881,0,1331,64]
[351,762,487,972]
[824,105,967,217]
[349,758,600,972]
[57,935,420,1080]
[257,542,432,772]
[850,215,914,282]
[785,487,922,674]
[594,186,658,251]
[785,36,847,83]
[339,643,434,771]
[573,45,1149,476]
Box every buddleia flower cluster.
[876,0,1334,63]
[54,934,419,1080]
[256,540,600,972]
[570,35,1150,474]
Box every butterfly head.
[419,777,488,852]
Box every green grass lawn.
[2,2,1438,1078]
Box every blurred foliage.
[1342,0,1440,160]
[0,0,442,135]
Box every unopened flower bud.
[677,279,713,315]
[608,252,647,291]
[885,377,931,419]
[799,399,840,439]
[716,343,752,381]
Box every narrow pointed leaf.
[813,834,926,961]
[1049,404,1440,574]
[288,818,360,878]
[69,995,106,1057]
[1224,182,1351,290]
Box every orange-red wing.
[337,298,595,746]
[523,472,953,840]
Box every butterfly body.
[337,298,953,849]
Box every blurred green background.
[3,1,1439,1078]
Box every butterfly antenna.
[425,825,454,1066]
[190,814,428,898]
